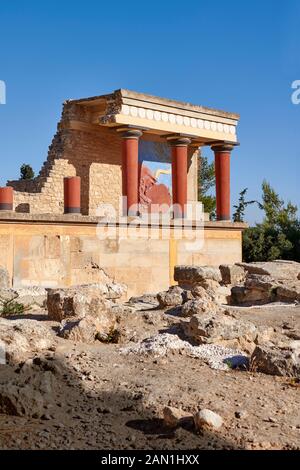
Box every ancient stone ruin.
[0,90,299,451]
[0,259,300,449]
[0,90,246,298]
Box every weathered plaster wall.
[0,216,243,298]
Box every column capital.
[211,143,236,153]
[166,135,192,147]
[117,127,143,139]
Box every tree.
[233,188,256,222]
[258,180,298,227]
[198,155,216,219]
[20,164,35,180]
[242,180,300,262]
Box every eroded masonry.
[0,89,246,297]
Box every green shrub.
[20,163,35,180]
[0,296,30,317]
[242,181,300,262]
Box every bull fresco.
[138,140,172,212]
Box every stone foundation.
[0,213,245,298]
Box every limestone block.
[47,282,126,322]
[251,344,300,378]
[174,265,222,287]
[237,260,300,281]
[0,318,56,365]
[182,311,257,348]
[181,299,219,317]
[219,264,246,286]
[58,314,116,344]
[44,236,61,259]
[157,286,184,308]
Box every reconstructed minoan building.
[0,89,246,297]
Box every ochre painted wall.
[0,218,242,298]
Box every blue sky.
[0,0,299,224]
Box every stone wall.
[7,102,199,216]
[0,214,244,298]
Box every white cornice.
[120,104,237,136]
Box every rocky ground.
[0,261,300,450]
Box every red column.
[120,129,142,216]
[64,176,81,214]
[171,148,177,207]
[212,144,233,221]
[170,137,191,217]
[0,187,13,211]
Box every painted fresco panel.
[138,140,172,213]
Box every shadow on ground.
[0,336,244,450]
